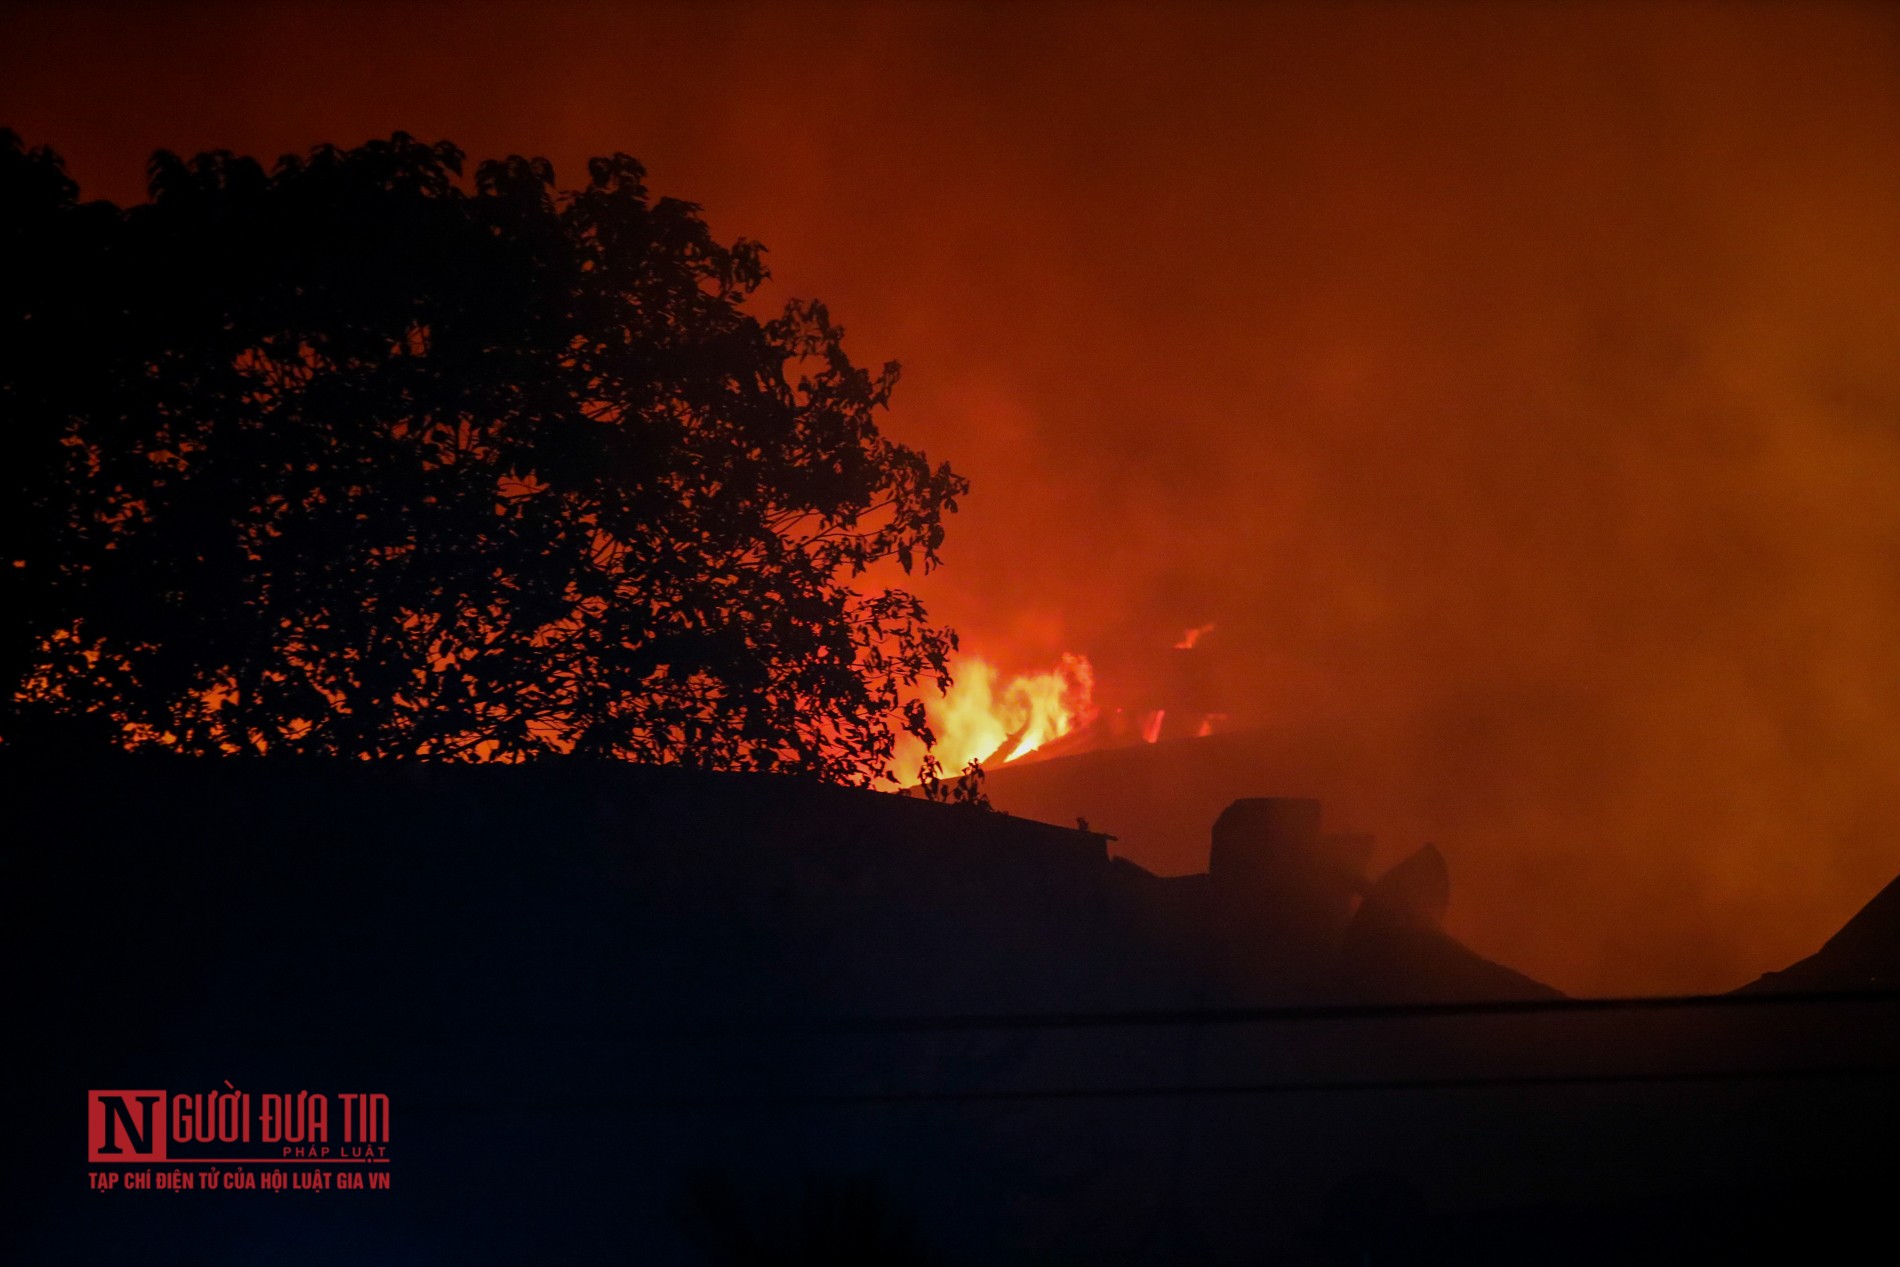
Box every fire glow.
[899,652,1096,783]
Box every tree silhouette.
[1,130,966,781]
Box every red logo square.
[88,1090,168,1162]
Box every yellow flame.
[896,652,1096,783]
[1006,653,1096,759]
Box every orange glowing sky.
[6,1,1900,993]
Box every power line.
[401,1062,1900,1113]
[717,985,1900,1038]
[702,1063,1900,1108]
[167,987,1900,1046]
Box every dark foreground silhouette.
[6,756,1896,1264]
[2,130,963,779]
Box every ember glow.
[1174,624,1215,651]
[895,652,1095,784]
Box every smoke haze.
[6,0,1899,992]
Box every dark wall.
[8,757,1896,1265]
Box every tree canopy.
[0,130,966,782]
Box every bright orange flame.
[896,652,1096,783]
[1007,653,1096,759]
